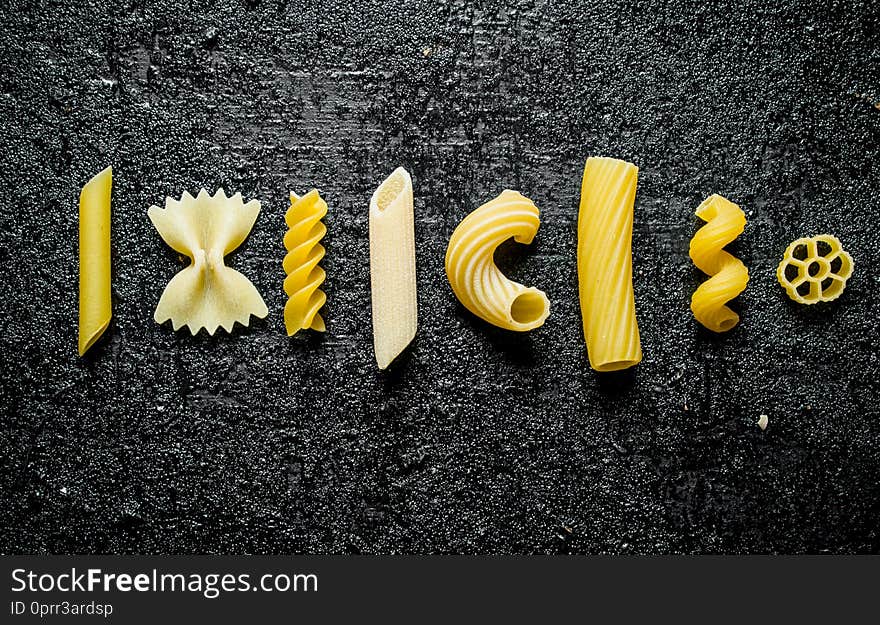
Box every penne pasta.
[445,190,549,331]
[369,167,417,369]
[577,157,642,372]
[78,166,113,356]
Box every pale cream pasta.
[577,157,642,372]
[445,190,549,331]
[148,189,268,335]
[78,166,113,356]
[369,167,417,369]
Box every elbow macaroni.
[689,194,749,332]
[283,190,327,335]
[445,190,550,331]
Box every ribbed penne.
[369,167,417,369]
[78,166,113,356]
[445,190,549,331]
[283,190,327,335]
[689,194,749,332]
[577,157,642,372]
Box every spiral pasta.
[283,190,328,335]
[776,234,853,304]
[688,194,749,332]
[445,190,550,331]
[577,157,642,372]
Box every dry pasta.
[577,157,642,372]
[148,188,268,335]
[776,234,853,304]
[445,190,549,331]
[283,190,327,335]
[78,166,113,356]
[369,167,417,369]
[689,194,749,332]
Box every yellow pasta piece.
[78,166,113,356]
[445,190,549,331]
[689,194,749,332]
[577,157,642,372]
[148,189,268,335]
[776,234,853,304]
[283,190,327,336]
[369,167,417,369]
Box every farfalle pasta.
[148,189,268,335]
[776,235,853,304]
[445,190,549,331]
[283,190,328,336]
[689,194,749,332]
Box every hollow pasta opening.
[510,292,546,325]
[595,359,639,372]
[718,318,737,332]
[374,172,405,212]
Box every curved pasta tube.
[445,190,549,331]
[776,234,853,304]
[369,167,417,369]
[283,190,327,335]
[148,189,268,335]
[689,194,749,332]
[577,157,642,372]
[78,166,113,356]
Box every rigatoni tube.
[577,157,642,372]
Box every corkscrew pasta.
[78,167,113,356]
[445,190,549,331]
[148,189,269,335]
[776,234,853,304]
[369,167,417,369]
[284,190,327,336]
[577,157,642,372]
[688,194,749,332]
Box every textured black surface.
[1,0,879,554]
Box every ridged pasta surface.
[445,190,549,332]
[283,190,327,335]
[689,194,749,332]
[577,157,642,372]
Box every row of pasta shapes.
[77,159,854,369]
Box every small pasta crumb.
[757,414,769,430]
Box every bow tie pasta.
[148,189,269,335]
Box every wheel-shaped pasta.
[689,194,749,332]
[776,234,853,304]
[445,190,550,331]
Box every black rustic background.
[1,0,878,554]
